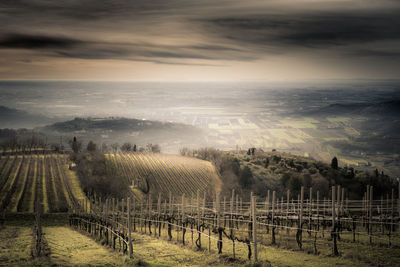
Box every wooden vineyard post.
[341,187,345,216]
[127,198,133,258]
[332,186,338,256]
[337,185,341,218]
[271,191,276,245]
[105,199,109,246]
[148,194,152,235]
[234,194,238,230]
[309,187,313,236]
[286,190,290,235]
[223,196,226,228]
[369,186,373,244]
[266,190,270,234]
[182,194,185,245]
[204,192,210,253]
[133,198,137,233]
[216,192,222,254]
[280,196,284,229]
[197,189,201,249]
[112,198,115,249]
[191,193,194,245]
[296,186,304,249]
[398,182,400,217]
[366,185,370,231]
[230,189,235,258]
[380,195,384,234]
[252,195,258,263]
[157,193,161,237]
[391,188,394,237]
[316,191,320,231]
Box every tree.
[87,140,97,152]
[101,143,108,152]
[331,157,338,169]
[69,136,81,153]
[111,143,119,153]
[146,143,161,153]
[151,144,161,153]
[288,175,302,195]
[265,158,270,168]
[239,166,253,188]
[121,142,132,152]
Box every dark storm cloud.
[206,11,400,49]
[1,0,400,63]
[0,32,249,64]
[0,34,81,49]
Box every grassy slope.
[44,226,128,266]
[0,226,33,266]
[107,153,222,200]
[1,215,399,267]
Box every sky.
[0,0,400,81]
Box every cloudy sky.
[1,0,399,81]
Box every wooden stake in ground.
[332,186,339,256]
[127,197,133,258]
[369,186,373,244]
[271,190,276,245]
[296,186,304,249]
[252,195,258,263]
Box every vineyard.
[71,184,400,266]
[105,153,222,200]
[0,154,86,213]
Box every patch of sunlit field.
[44,226,130,266]
[326,117,351,123]
[323,137,349,142]
[0,226,33,266]
[344,127,360,136]
[268,129,305,144]
[281,118,318,129]
[129,223,400,267]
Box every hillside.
[0,105,55,128]
[105,152,222,200]
[304,100,400,117]
[0,154,86,213]
[186,148,396,200]
[38,117,204,153]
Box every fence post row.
[67,183,399,262]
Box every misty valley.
[0,81,399,266]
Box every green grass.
[1,214,399,267]
[44,226,130,266]
[0,226,33,266]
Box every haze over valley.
[1,80,399,176]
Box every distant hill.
[305,100,400,117]
[41,117,193,133]
[0,105,54,128]
[38,117,205,152]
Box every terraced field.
[106,153,221,199]
[0,154,86,213]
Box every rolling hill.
[38,117,205,153]
[105,152,222,200]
